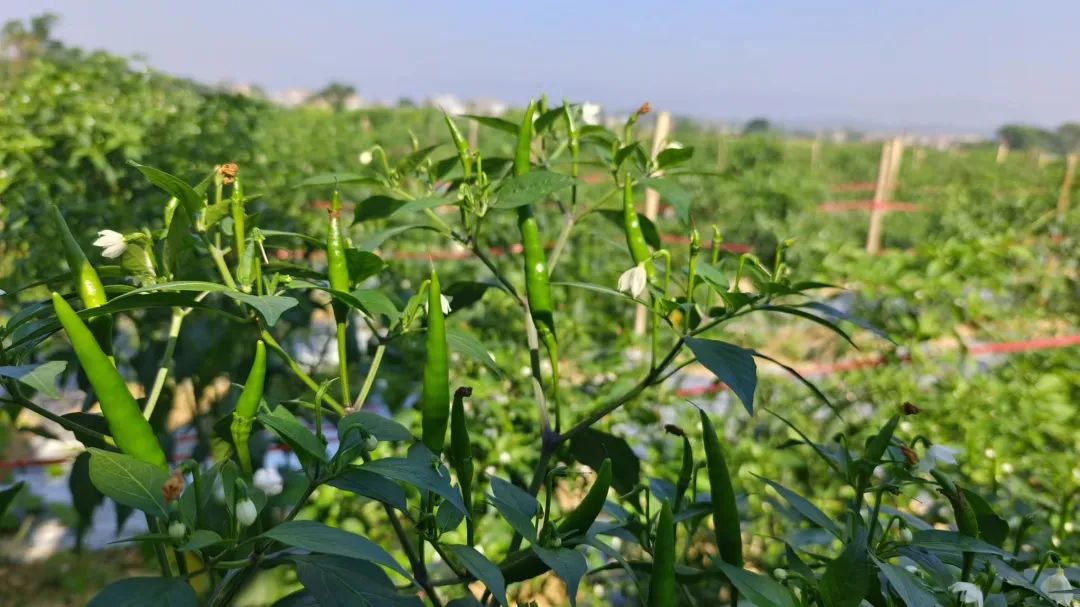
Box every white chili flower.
[424,294,453,315]
[236,498,258,527]
[359,150,373,165]
[168,520,187,541]
[948,582,983,607]
[915,444,959,475]
[617,263,648,298]
[93,229,127,259]
[1041,567,1075,606]
[666,140,684,150]
[253,467,283,497]
[581,102,601,126]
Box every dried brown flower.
[901,401,921,415]
[219,162,239,185]
[162,469,184,504]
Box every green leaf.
[87,448,170,519]
[163,203,192,278]
[257,405,328,463]
[345,250,387,284]
[0,361,66,398]
[685,338,757,414]
[397,144,442,175]
[568,428,640,496]
[488,476,539,541]
[87,576,197,607]
[69,453,103,536]
[961,488,1009,548]
[357,224,439,250]
[910,530,1010,556]
[338,412,412,442]
[757,305,858,348]
[353,195,406,223]
[532,546,587,607]
[553,281,639,303]
[292,173,381,188]
[446,328,503,377]
[752,351,840,420]
[179,529,223,552]
[639,177,691,222]
[129,162,204,219]
[875,560,937,607]
[656,146,695,170]
[442,281,498,315]
[264,520,411,580]
[757,476,840,537]
[291,555,424,606]
[359,444,466,515]
[445,544,508,607]
[714,561,797,607]
[495,171,576,209]
[110,280,298,326]
[462,114,518,135]
[329,469,408,512]
[349,288,400,324]
[390,196,451,218]
[820,525,870,607]
[0,482,26,518]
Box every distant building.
[427,94,467,116]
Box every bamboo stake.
[865,138,902,254]
[635,110,672,336]
[996,142,1008,164]
[1057,153,1077,217]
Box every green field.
[1,16,1077,607]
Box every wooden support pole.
[995,142,1008,164]
[1057,153,1077,217]
[635,110,672,336]
[467,119,479,149]
[865,138,903,254]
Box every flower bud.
[773,568,788,581]
[236,498,258,527]
[362,434,379,451]
[168,520,187,541]
[900,527,913,543]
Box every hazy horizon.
[7,1,1080,134]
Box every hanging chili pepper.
[51,293,166,469]
[421,269,450,454]
[622,179,654,279]
[230,340,266,477]
[48,205,112,354]
[700,409,742,567]
[449,386,475,545]
[513,100,562,429]
[326,190,351,407]
[648,500,676,607]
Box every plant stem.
[1,389,113,447]
[546,211,576,272]
[352,343,386,410]
[335,315,350,408]
[259,329,344,415]
[143,307,185,420]
[147,515,173,576]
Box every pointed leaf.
[685,338,757,414]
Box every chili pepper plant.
[0,99,1075,606]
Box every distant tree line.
[997,123,1080,154]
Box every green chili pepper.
[500,458,613,583]
[230,340,266,477]
[444,114,472,178]
[51,293,166,469]
[449,386,475,545]
[48,205,113,354]
[230,175,246,268]
[622,179,655,279]
[421,269,450,454]
[326,191,351,407]
[699,409,742,567]
[648,500,676,607]
[514,100,562,428]
[666,425,694,513]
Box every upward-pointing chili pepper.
[326,190,351,407]
[449,386,475,545]
[51,293,166,469]
[444,114,472,178]
[648,500,677,607]
[230,340,266,477]
[513,100,562,429]
[622,180,654,279]
[499,459,612,583]
[699,409,742,568]
[48,205,113,354]
[421,269,450,454]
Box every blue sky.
[7,1,1080,132]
